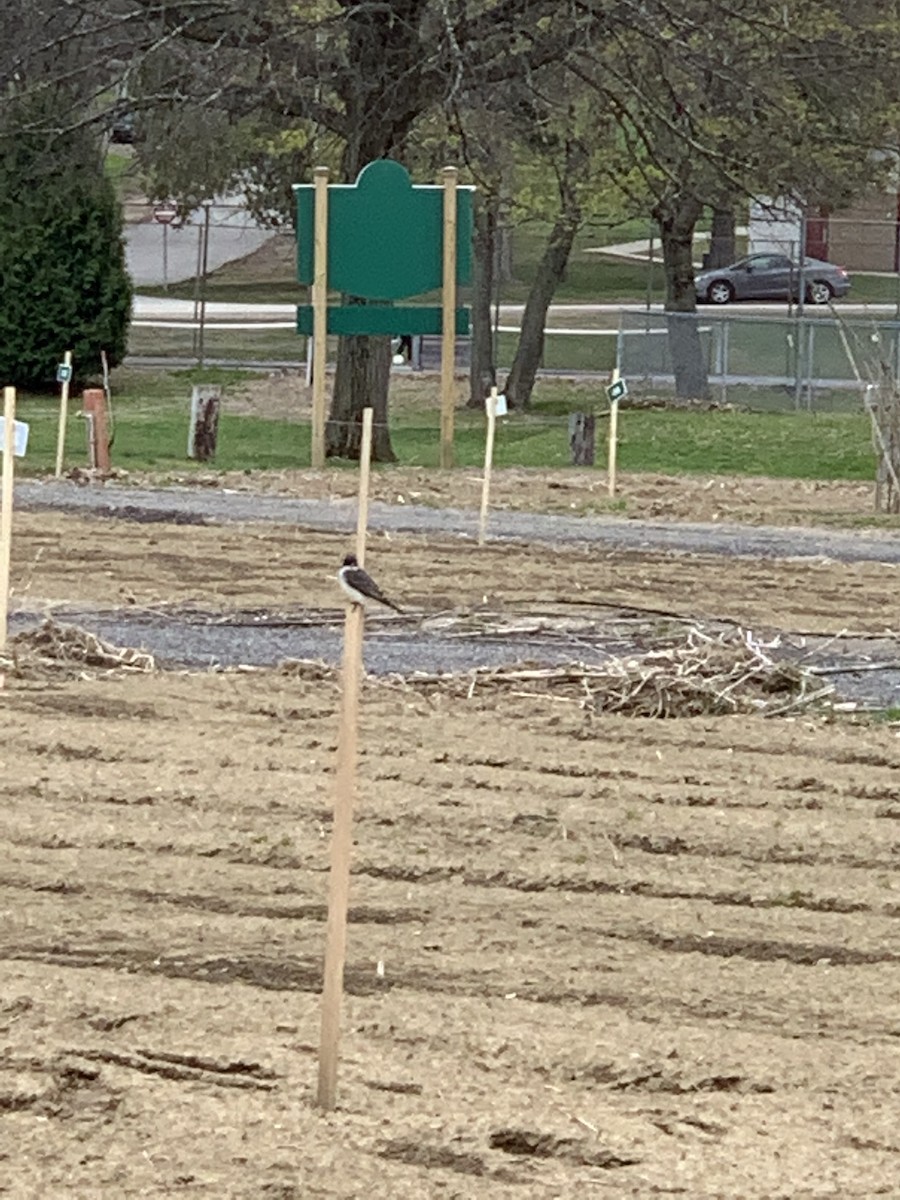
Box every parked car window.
[747,255,792,270]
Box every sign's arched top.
[294,159,473,301]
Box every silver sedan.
[694,254,851,305]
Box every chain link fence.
[616,310,900,413]
[119,197,900,408]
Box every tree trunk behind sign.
[327,331,396,461]
[655,194,711,403]
[468,194,499,408]
[324,2,436,462]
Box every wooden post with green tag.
[54,351,73,478]
[606,371,628,498]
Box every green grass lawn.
[13,368,878,482]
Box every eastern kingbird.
[337,554,403,613]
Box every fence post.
[805,321,816,411]
[792,316,804,411]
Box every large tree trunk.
[655,194,710,403]
[468,193,499,408]
[325,0,432,461]
[503,213,579,409]
[327,330,396,461]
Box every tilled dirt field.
[2,496,900,1198]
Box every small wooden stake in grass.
[478,386,498,546]
[54,350,72,478]
[82,389,111,472]
[440,165,458,470]
[0,387,16,651]
[316,406,373,1112]
[311,165,330,470]
[608,369,620,498]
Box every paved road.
[132,296,900,324]
[15,479,900,564]
[126,223,275,287]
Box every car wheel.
[807,280,833,305]
[708,280,734,305]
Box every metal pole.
[796,214,808,317]
[311,167,329,468]
[191,218,204,359]
[198,203,211,368]
[793,314,805,412]
[646,225,654,311]
[162,223,169,292]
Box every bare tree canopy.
[6,1,900,434]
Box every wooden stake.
[54,350,72,478]
[0,387,16,652]
[312,166,330,470]
[608,368,620,498]
[478,387,498,546]
[440,165,458,470]
[316,405,373,1112]
[355,407,373,565]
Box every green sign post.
[294,160,474,467]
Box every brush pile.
[5,620,155,677]
[404,627,832,718]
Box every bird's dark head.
[342,553,358,567]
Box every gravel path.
[10,607,622,675]
[13,480,900,707]
[15,479,900,563]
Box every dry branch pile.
[402,628,833,718]
[5,620,155,677]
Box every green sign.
[294,160,473,300]
[606,378,628,403]
[56,363,72,384]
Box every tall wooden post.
[55,350,72,478]
[0,387,16,652]
[478,387,498,546]
[440,166,458,469]
[317,407,373,1111]
[355,408,373,565]
[312,166,330,469]
[608,369,620,498]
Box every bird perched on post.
[337,554,403,613]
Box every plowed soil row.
[1,501,898,1197]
